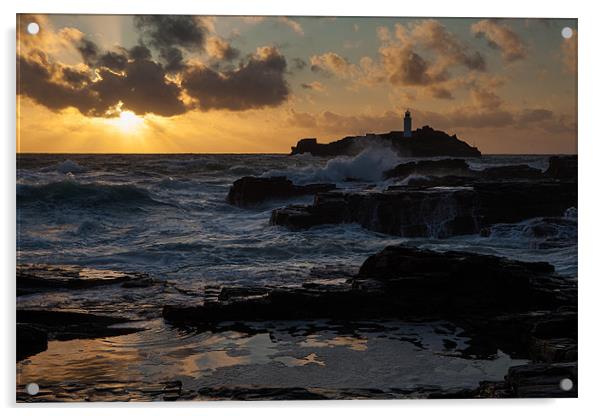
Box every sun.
[109,110,144,133]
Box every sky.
[17,14,577,154]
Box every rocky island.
[291,111,481,158]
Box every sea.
[16,148,578,399]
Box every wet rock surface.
[16,380,184,402]
[226,176,336,207]
[545,155,577,180]
[384,158,472,180]
[384,158,545,181]
[17,323,48,361]
[17,264,155,295]
[164,245,575,324]
[16,309,142,359]
[270,181,576,237]
[162,244,577,399]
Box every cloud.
[310,20,486,98]
[516,108,554,123]
[291,58,307,70]
[240,16,304,36]
[129,45,152,60]
[469,85,503,109]
[182,46,289,111]
[91,59,187,117]
[17,51,99,115]
[206,36,240,61]
[379,43,445,86]
[412,19,486,71]
[278,17,304,36]
[133,15,209,51]
[300,81,325,91]
[158,46,185,73]
[19,42,187,117]
[378,20,489,89]
[472,19,527,62]
[310,52,355,77]
[429,86,453,99]
[287,109,402,135]
[287,103,568,136]
[18,18,295,117]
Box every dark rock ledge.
[17,310,144,361]
[270,180,576,238]
[163,245,577,398]
[17,264,156,296]
[16,264,160,361]
[383,155,577,182]
[226,176,336,207]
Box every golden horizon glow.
[106,111,145,134]
[16,15,578,154]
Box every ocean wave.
[263,144,402,184]
[17,180,162,208]
[41,159,87,174]
[486,216,577,249]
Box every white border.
[2,1,601,415]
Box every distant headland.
[290,110,481,158]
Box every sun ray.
[106,110,144,134]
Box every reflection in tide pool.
[17,319,527,398]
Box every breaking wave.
[17,181,161,207]
[264,145,402,184]
[42,159,87,174]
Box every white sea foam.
[43,159,87,174]
[264,144,403,184]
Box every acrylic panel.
[16,14,577,401]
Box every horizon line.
[15,152,578,156]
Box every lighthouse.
[403,109,412,138]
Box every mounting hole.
[561,27,573,39]
[559,378,573,391]
[26,382,39,396]
[27,22,40,35]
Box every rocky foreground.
[17,155,577,401]
[162,245,577,398]
[18,245,577,400]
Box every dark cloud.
[292,57,307,70]
[159,46,186,73]
[19,17,295,116]
[96,50,128,72]
[91,59,187,117]
[182,47,289,111]
[75,38,128,71]
[134,15,208,51]
[129,45,152,61]
[76,38,99,65]
[18,48,187,118]
[18,52,98,114]
[206,37,240,61]
[61,67,90,86]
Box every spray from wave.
[41,159,87,174]
[263,144,402,184]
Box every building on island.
[403,110,412,138]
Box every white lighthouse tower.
[403,109,412,138]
